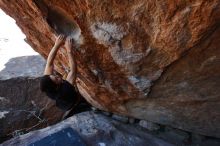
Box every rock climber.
[40,34,90,118]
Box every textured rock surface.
[0,0,219,137]
[1,111,174,146]
[0,77,64,143]
[0,55,45,80]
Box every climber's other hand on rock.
[54,34,65,47]
[65,37,74,52]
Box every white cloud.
[0,9,38,71]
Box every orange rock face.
[0,0,220,137]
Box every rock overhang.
[0,0,219,138]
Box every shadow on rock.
[0,77,65,143]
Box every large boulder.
[0,77,64,143]
[1,111,174,146]
[0,55,45,80]
[0,0,219,138]
[0,52,64,143]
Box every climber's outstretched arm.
[65,37,77,87]
[44,35,65,75]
